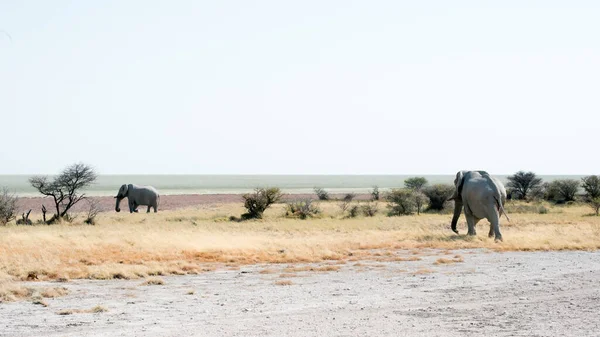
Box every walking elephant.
[448,170,509,241]
[114,184,160,213]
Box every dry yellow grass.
[140,277,165,286]
[0,282,69,303]
[0,201,599,286]
[275,280,293,286]
[57,305,108,315]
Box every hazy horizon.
[1,1,599,175]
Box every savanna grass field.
[2,195,600,303]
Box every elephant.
[114,184,160,213]
[448,170,509,241]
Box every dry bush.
[348,205,360,218]
[0,188,18,225]
[371,186,380,201]
[314,187,329,201]
[286,199,320,219]
[361,202,378,217]
[84,198,101,225]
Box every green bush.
[371,186,380,201]
[386,189,416,216]
[241,187,282,219]
[314,187,329,201]
[581,176,600,200]
[423,184,454,211]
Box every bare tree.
[29,163,97,222]
[0,187,18,225]
[506,171,543,201]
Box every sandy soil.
[2,249,599,337]
[16,193,373,214]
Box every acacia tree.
[29,163,97,222]
[581,176,600,200]
[506,171,543,200]
[404,177,428,191]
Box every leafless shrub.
[84,198,101,225]
[0,187,18,225]
[361,202,378,217]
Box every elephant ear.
[118,184,129,197]
[450,171,466,200]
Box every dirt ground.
[1,249,599,337]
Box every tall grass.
[1,201,599,284]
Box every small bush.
[423,184,454,211]
[314,187,329,201]
[588,197,600,216]
[386,189,416,216]
[342,193,356,202]
[544,180,579,203]
[0,187,18,225]
[371,186,380,201]
[413,191,428,215]
[84,198,100,225]
[285,199,320,219]
[241,187,282,219]
[348,205,360,218]
[361,202,378,217]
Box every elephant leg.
[488,212,503,242]
[153,204,157,213]
[465,213,477,236]
[128,200,135,213]
[488,225,494,238]
[146,205,151,213]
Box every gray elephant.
[114,184,160,213]
[449,170,509,241]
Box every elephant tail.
[494,196,510,222]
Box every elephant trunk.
[115,196,123,212]
[450,199,463,234]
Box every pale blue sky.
[1,1,599,174]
